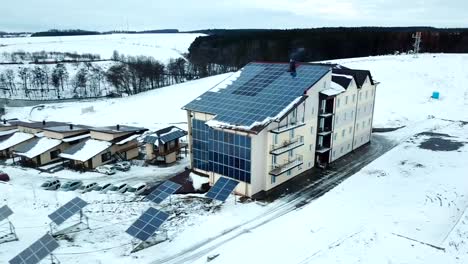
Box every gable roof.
[331,74,353,89]
[60,139,112,162]
[15,121,69,129]
[43,125,90,133]
[14,137,62,158]
[0,132,35,151]
[332,68,374,88]
[184,62,330,131]
[144,126,187,145]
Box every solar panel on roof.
[184,63,330,128]
[205,177,239,202]
[0,205,13,222]
[48,197,88,226]
[125,207,169,241]
[9,233,59,264]
[145,181,182,204]
[159,130,186,144]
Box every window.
[365,91,368,99]
[352,94,356,102]
[289,150,294,158]
[271,175,276,184]
[310,126,314,134]
[290,129,295,139]
[333,133,337,140]
[272,155,277,165]
[347,144,351,150]
[50,149,61,160]
[342,129,345,137]
[333,150,336,157]
[337,98,341,108]
[287,170,292,176]
[312,106,315,115]
[359,92,363,100]
[361,136,364,142]
[308,162,312,168]
[345,96,348,105]
[344,112,347,121]
[368,119,371,125]
[101,152,112,162]
[356,124,359,131]
[351,110,354,119]
[336,115,339,124]
[309,144,313,151]
[349,127,352,134]
[273,134,278,145]
[340,147,344,153]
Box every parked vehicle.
[96,165,116,175]
[41,179,61,190]
[98,183,116,193]
[128,183,148,195]
[60,180,83,191]
[114,161,131,171]
[79,182,98,193]
[0,171,10,182]
[115,183,129,194]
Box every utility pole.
[412,32,422,58]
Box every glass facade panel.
[192,119,252,183]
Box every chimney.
[289,59,296,75]
[69,124,74,130]
[116,124,120,131]
[42,120,46,126]
[3,119,6,124]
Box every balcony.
[269,155,303,176]
[316,145,331,154]
[317,126,333,136]
[270,136,304,155]
[319,110,333,118]
[270,120,305,134]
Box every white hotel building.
[184,62,377,198]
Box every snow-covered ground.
[1,54,468,264]
[0,33,204,63]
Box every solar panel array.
[126,207,169,241]
[205,177,239,202]
[0,205,13,222]
[48,197,88,226]
[144,135,158,145]
[184,63,330,127]
[9,233,59,264]
[145,181,182,204]
[159,130,186,144]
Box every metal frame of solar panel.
[184,63,330,128]
[145,181,181,204]
[160,130,186,144]
[205,177,239,202]
[48,197,88,226]
[0,205,13,222]
[125,207,169,241]
[9,233,59,264]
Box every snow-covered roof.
[0,129,18,137]
[14,137,62,158]
[0,132,35,151]
[60,139,112,162]
[62,133,91,142]
[116,134,139,145]
[321,81,347,97]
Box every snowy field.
[1,54,468,263]
[0,33,204,63]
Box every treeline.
[0,62,108,99]
[1,51,101,63]
[188,27,468,72]
[31,29,101,37]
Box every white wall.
[353,77,376,150]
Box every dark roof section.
[0,119,21,127]
[144,126,187,144]
[91,125,148,134]
[184,62,331,130]
[332,68,374,88]
[332,75,352,89]
[43,125,91,133]
[15,121,69,129]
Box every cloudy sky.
[2,0,467,32]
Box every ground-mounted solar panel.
[9,233,59,264]
[205,177,239,202]
[0,205,13,222]
[145,181,182,204]
[125,207,169,241]
[48,197,88,226]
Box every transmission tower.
[412,32,422,58]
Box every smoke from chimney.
[288,59,297,76]
[116,124,120,131]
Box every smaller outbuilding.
[144,126,188,164]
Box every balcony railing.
[319,108,334,117]
[316,145,331,154]
[317,126,333,135]
[269,155,303,176]
[270,120,305,134]
[270,136,304,155]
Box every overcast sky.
[2,0,468,32]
